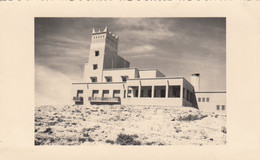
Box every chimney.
[191,73,200,92]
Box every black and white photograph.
[34,18,226,146]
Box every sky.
[35,18,226,105]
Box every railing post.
[166,80,169,98]
[151,85,154,98]
[138,81,141,98]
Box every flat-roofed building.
[72,27,225,114]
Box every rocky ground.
[35,105,226,145]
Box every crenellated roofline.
[92,26,119,39]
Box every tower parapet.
[83,27,129,83]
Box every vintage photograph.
[35,18,226,145]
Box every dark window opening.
[186,90,191,102]
[93,64,98,70]
[148,89,151,97]
[95,50,99,56]
[169,85,180,98]
[113,90,120,98]
[90,77,97,82]
[102,90,109,98]
[92,90,99,97]
[202,97,205,102]
[105,76,112,82]
[154,86,166,98]
[135,90,138,97]
[161,90,165,97]
[128,86,138,98]
[222,105,225,110]
[198,98,201,102]
[216,105,220,110]
[141,90,144,97]
[121,76,128,82]
[140,86,152,98]
[77,90,83,96]
[206,97,210,102]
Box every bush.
[176,113,207,121]
[88,137,95,142]
[78,138,86,143]
[221,126,227,134]
[105,139,115,144]
[43,128,53,134]
[116,133,141,145]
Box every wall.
[156,70,165,77]
[102,68,138,82]
[182,79,194,107]
[195,92,226,114]
[84,33,107,82]
[139,70,157,78]
[122,98,183,106]
[138,69,165,78]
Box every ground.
[35,105,226,145]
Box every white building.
[71,27,226,114]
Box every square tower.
[83,27,120,82]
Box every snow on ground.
[35,105,226,145]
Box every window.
[216,105,220,110]
[135,90,138,97]
[128,86,138,98]
[113,90,120,98]
[92,90,99,97]
[173,86,181,98]
[148,89,151,97]
[77,90,83,95]
[140,86,152,98]
[198,98,201,102]
[186,90,190,101]
[154,86,166,98]
[141,90,144,97]
[93,64,98,70]
[95,51,99,56]
[206,97,210,102]
[121,76,128,82]
[127,89,132,98]
[102,90,109,97]
[222,105,225,110]
[202,98,205,102]
[169,86,180,98]
[105,76,112,82]
[90,77,97,82]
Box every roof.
[195,91,226,93]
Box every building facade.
[72,27,226,114]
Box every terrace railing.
[88,97,121,103]
[73,96,83,102]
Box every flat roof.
[103,67,137,71]
[128,76,185,81]
[195,91,226,93]
[72,82,124,85]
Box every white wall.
[102,68,138,82]
[139,69,165,78]
[139,70,157,78]
[195,92,226,114]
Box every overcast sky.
[35,18,226,105]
